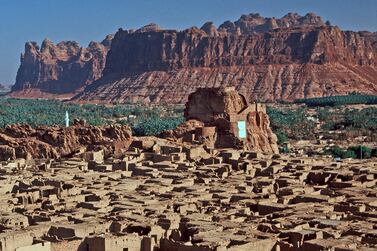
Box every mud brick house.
[184,87,278,153]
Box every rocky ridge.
[10,12,377,102]
[75,13,377,103]
[10,35,113,98]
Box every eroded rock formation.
[163,87,279,153]
[11,12,377,102]
[75,13,377,103]
[10,35,113,98]
[0,120,132,160]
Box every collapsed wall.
[0,120,132,161]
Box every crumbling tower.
[184,87,279,153]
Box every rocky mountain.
[217,12,325,35]
[10,35,113,98]
[11,12,377,103]
[74,13,377,103]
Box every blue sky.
[0,0,376,85]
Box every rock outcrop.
[11,12,377,102]
[10,35,113,98]
[75,13,377,103]
[218,12,325,34]
[163,87,279,154]
[0,120,132,160]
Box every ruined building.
[166,87,279,153]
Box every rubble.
[0,120,132,161]
[1,89,376,250]
[0,140,376,250]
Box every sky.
[0,0,376,85]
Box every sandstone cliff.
[10,35,113,98]
[11,12,377,102]
[75,13,377,103]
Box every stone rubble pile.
[0,142,376,250]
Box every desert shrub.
[348,145,372,159]
[325,145,344,158]
[342,150,357,159]
[325,145,355,159]
[276,131,288,145]
[325,145,373,159]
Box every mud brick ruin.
[0,89,376,251]
[165,87,279,154]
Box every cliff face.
[77,63,377,103]
[76,13,377,103]
[12,12,377,102]
[11,35,113,98]
[102,13,332,75]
